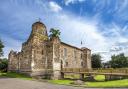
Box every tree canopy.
[109,53,128,68]
[0,39,4,57]
[91,54,102,68]
[49,28,61,38]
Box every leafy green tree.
[0,39,4,57]
[0,58,8,72]
[49,28,61,38]
[91,54,102,68]
[110,53,128,68]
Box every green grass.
[48,75,128,88]
[87,79,128,87]
[94,75,105,81]
[49,80,73,85]
[0,72,32,80]
[64,74,80,79]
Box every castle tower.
[29,21,49,76]
[19,21,49,76]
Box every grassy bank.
[49,75,128,88]
[0,72,128,88]
[87,79,128,87]
[0,72,32,80]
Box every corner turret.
[27,21,48,44]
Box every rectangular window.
[66,62,68,66]
[81,61,83,66]
[61,50,63,58]
[64,48,67,58]
[74,50,77,60]
[81,53,82,59]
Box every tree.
[0,58,8,72]
[110,53,128,68]
[49,28,61,38]
[0,39,4,57]
[91,54,102,68]
[0,39,6,72]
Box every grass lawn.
[48,75,128,88]
[87,79,128,87]
[94,75,105,81]
[49,80,73,85]
[0,72,32,80]
[0,72,128,88]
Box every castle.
[8,21,91,79]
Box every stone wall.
[81,48,92,69]
[50,37,61,79]
[60,43,82,68]
[28,22,48,76]
[19,42,32,72]
[46,42,53,69]
[60,43,91,69]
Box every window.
[61,50,63,58]
[81,61,83,66]
[74,50,77,60]
[42,50,44,55]
[64,48,67,58]
[81,53,82,59]
[66,62,68,66]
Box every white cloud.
[64,0,85,5]
[52,14,110,53]
[49,1,62,12]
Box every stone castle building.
[8,21,91,79]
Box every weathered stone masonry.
[8,21,91,79]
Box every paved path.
[0,78,127,89]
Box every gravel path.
[0,78,127,89]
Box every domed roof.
[32,21,46,28]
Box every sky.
[0,0,128,61]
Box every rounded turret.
[32,21,47,36]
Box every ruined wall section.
[8,50,19,71]
[19,42,32,72]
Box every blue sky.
[0,0,128,61]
